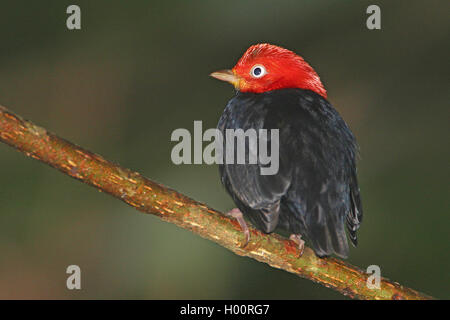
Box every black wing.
[218,92,292,233]
[347,170,363,246]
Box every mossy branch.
[0,105,433,300]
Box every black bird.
[210,43,362,258]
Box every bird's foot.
[225,208,250,247]
[289,234,305,257]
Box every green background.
[0,0,448,299]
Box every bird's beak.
[210,69,240,88]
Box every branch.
[0,105,433,300]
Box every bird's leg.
[289,234,305,257]
[225,208,250,247]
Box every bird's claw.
[289,234,305,257]
[226,208,250,247]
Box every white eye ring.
[250,65,267,78]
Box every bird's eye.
[250,65,267,78]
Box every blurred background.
[0,0,448,299]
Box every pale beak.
[210,69,240,88]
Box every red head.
[211,43,327,98]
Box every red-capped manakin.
[211,43,362,258]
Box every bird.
[210,43,362,259]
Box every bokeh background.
[0,0,448,299]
